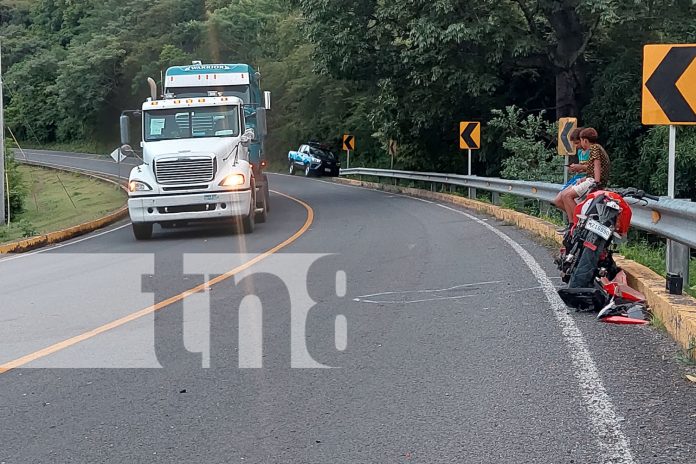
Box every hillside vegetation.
[0,0,695,197]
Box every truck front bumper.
[128,190,252,224]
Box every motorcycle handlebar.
[609,188,659,201]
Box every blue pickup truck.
[288,142,341,177]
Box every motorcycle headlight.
[128,180,152,192]
[219,174,246,187]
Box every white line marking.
[354,294,477,305]
[435,202,635,464]
[356,280,502,299]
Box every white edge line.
[315,175,635,463]
[435,202,635,464]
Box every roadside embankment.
[0,162,128,253]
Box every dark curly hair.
[579,128,599,144]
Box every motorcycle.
[555,184,659,321]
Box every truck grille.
[155,157,215,185]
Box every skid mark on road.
[0,190,314,375]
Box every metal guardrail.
[341,168,696,251]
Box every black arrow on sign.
[646,46,696,123]
[561,121,574,153]
[344,135,354,150]
[460,123,479,148]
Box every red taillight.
[583,241,598,251]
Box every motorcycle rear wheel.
[568,245,602,288]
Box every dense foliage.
[1,0,695,196]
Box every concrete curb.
[334,177,696,360]
[0,162,128,254]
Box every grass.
[620,241,696,298]
[0,165,126,244]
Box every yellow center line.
[0,190,314,375]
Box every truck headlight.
[219,174,245,187]
[128,180,152,192]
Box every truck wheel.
[256,184,268,224]
[132,223,153,240]
[263,175,270,213]
[304,165,311,177]
[289,163,295,175]
[241,188,255,234]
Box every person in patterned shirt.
[556,127,610,225]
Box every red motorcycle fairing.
[601,316,649,325]
[600,271,646,303]
[572,190,633,236]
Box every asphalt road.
[1,150,695,463]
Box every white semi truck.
[120,63,271,240]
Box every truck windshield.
[144,105,240,142]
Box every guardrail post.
[666,241,691,294]
[492,192,500,205]
[468,187,476,199]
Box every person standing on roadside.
[556,127,610,226]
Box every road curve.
[1,151,695,463]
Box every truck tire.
[132,223,153,240]
[289,163,296,175]
[568,245,602,288]
[241,186,255,234]
[262,174,270,213]
[255,183,268,224]
[304,165,311,177]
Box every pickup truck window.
[144,105,241,142]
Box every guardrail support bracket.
[666,240,691,295]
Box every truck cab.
[120,62,271,240]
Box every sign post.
[388,139,397,171]
[342,134,355,169]
[558,117,578,185]
[642,43,696,292]
[459,122,481,198]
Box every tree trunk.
[555,67,578,119]
[547,1,586,120]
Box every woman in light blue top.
[554,128,589,227]
[561,128,590,189]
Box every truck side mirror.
[241,128,255,147]
[264,91,271,111]
[120,115,131,145]
[256,108,268,138]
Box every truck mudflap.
[128,190,252,224]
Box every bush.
[489,106,564,183]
